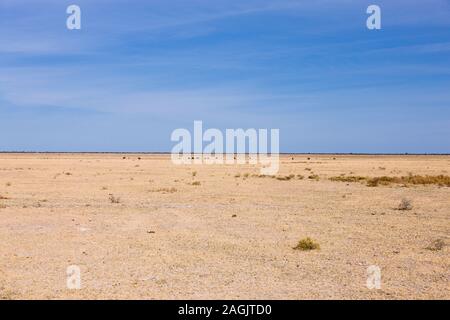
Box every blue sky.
[0,0,449,152]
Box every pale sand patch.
[0,153,448,299]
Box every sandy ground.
[0,153,449,299]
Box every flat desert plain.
[0,153,449,299]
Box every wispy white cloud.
[1,0,449,152]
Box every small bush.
[191,181,201,186]
[293,237,320,251]
[150,187,177,193]
[192,171,197,177]
[252,174,270,178]
[329,176,366,183]
[276,175,293,181]
[366,179,379,187]
[329,175,450,187]
[308,174,320,180]
[397,198,412,211]
[109,194,120,204]
[425,239,445,251]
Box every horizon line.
[0,151,449,156]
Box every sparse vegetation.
[329,176,366,183]
[245,173,304,180]
[397,198,413,211]
[276,174,295,181]
[149,187,177,193]
[250,174,270,178]
[308,174,320,180]
[293,237,320,251]
[425,239,446,251]
[1,154,449,299]
[109,194,120,204]
[330,176,367,182]
[0,288,16,300]
[371,175,450,187]
[192,171,197,177]
[329,174,450,187]
[366,179,381,187]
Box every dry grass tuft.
[191,181,201,186]
[293,237,320,251]
[425,239,446,251]
[109,194,120,204]
[0,287,16,300]
[368,175,450,187]
[397,198,413,211]
[329,174,450,187]
[149,187,177,193]
[330,176,366,183]
[276,174,295,181]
